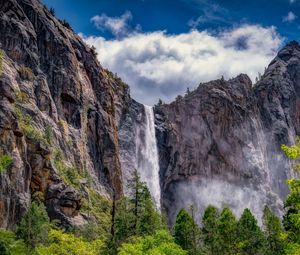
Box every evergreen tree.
[16,201,51,253]
[202,205,220,255]
[262,206,285,255]
[237,208,266,255]
[217,207,240,255]
[174,208,201,254]
[113,169,163,250]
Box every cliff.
[155,41,300,223]
[0,0,130,227]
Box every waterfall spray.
[136,105,161,210]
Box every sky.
[43,0,300,105]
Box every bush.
[35,229,103,255]
[15,90,29,104]
[15,108,47,144]
[80,189,111,239]
[59,19,72,30]
[19,66,35,81]
[0,154,13,173]
[53,150,92,189]
[118,230,187,255]
[0,229,27,255]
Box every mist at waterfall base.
[135,105,161,210]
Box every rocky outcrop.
[0,0,128,228]
[155,42,300,224]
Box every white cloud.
[81,25,283,105]
[283,11,297,22]
[91,11,137,38]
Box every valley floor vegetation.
[2,140,300,255]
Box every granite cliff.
[154,41,300,223]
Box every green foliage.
[118,230,187,255]
[16,202,52,252]
[0,229,27,255]
[0,154,13,173]
[80,189,112,240]
[53,150,91,189]
[262,206,285,255]
[282,137,300,171]
[217,207,240,255]
[237,208,266,255]
[282,139,300,243]
[18,66,35,81]
[35,229,103,255]
[44,125,54,145]
[15,107,47,144]
[174,208,201,254]
[0,50,4,75]
[15,90,29,104]
[111,170,164,252]
[202,205,220,255]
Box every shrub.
[19,66,35,81]
[15,108,47,144]
[35,229,103,255]
[80,189,111,239]
[15,90,29,104]
[59,19,72,30]
[53,150,92,189]
[44,125,54,145]
[0,229,27,255]
[0,154,13,173]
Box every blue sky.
[42,0,300,105]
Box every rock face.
[2,0,300,231]
[0,0,128,228]
[155,41,300,224]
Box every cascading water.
[135,105,161,210]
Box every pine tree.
[202,205,220,255]
[262,206,285,255]
[237,208,266,255]
[16,201,51,253]
[174,208,201,254]
[217,207,240,255]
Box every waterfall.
[136,105,161,210]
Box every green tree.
[202,205,220,255]
[16,202,51,253]
[118,230,187,255]
[217,207,240,255]
[262,206,285,255]
[282,138,300,251]
[174,207,201,254]
[0,228,27,255]
[237,208,266,255]
[35,229,103,255]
